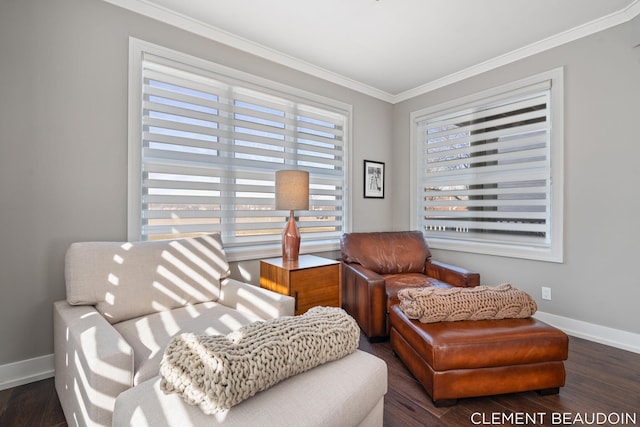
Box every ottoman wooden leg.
[433,398,457,407]
[536,387,560,396]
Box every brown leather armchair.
[341,231,480,340]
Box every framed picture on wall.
[364,160,385,198]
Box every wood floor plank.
[42,378,67,427]
[0,386,13,420]
[1,379,51,427]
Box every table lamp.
[275,170,309,261]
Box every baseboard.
[0,313,638,390]
[0,354,54,391]
[534,311,640,355]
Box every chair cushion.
[341,231,431,274]
[114,301,263,385]
[65,234,230,323]
[113,350,387,427]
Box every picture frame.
[363,160,385,198]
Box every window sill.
[428,237,563,263]
[225,239,341,262]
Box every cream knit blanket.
[398,284,537,323]
[159,306,360,414]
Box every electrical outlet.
[541,286,552,301]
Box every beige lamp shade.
[275,170,309,211]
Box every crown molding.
[393,0,640,103]
[103,0,395,103]
[104,0,639,104]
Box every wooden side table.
[260,255,341,315]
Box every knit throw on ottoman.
[398,283,537,323]
[159,306,360,414]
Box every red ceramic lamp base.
[282,210,301,261]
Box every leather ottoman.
[389,305,569,406]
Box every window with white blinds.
[411,69,564,262]
[128,40,350,258]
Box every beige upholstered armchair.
[54,234,387,426]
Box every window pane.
[412,71,563,262]
[133,48,349,250]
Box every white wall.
[391,15,640,336]
[0,0,392,369]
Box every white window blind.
[130,43,348,254]
[412,69,563,262]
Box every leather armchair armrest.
[342,263,387,339]
[426,259,480,288]
[344,262,384,283]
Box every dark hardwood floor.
[0,375,66,427]
[1,335,638,426]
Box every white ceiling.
[108,0,640,102]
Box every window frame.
[128,38,352,261]
[410,68,564,262]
